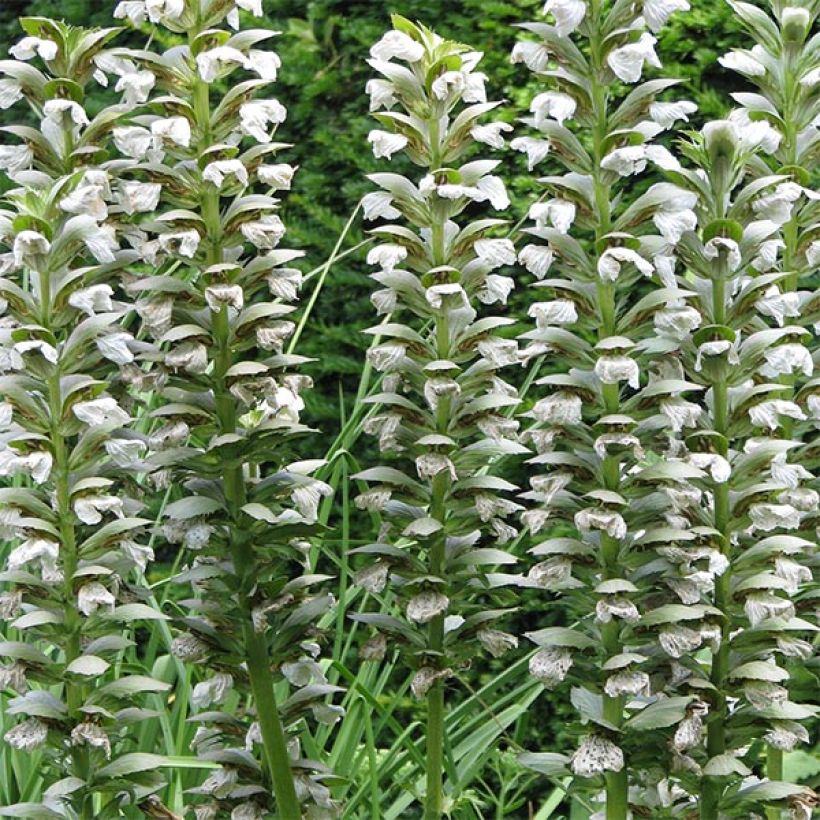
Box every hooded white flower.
[703,236,742,271]
[643,0,690,31]
[530,199,576,233]
[10,37,58,62]
[607,34,661,83]
[239,100,287,142]
[604,670,650,697]
[748,400,806,431]
[659,624,702,657]
[754,285,800,327]
[113,125,153,159]
[477,275,514,305]
[258,163,295,190]
[241,214,286,249]
[764,721,810,752]
[471,121,513,148]
[406,591,449,624]
[74,495,124,525]
[719,48,766,77]
[649,100,698,129]
[597,247,653,281]
[575,509,628,540]
[97,332,136,365]
[529,299,578,328]
[367,129,408,159]
[370,30,425,62]
[75,581,116,619]
[571,735,624,777]
[531,91,577,127]
[7,537,58,570]
[543,0,587,35]
[151,116,191,148]
[475,238,516,269]
[367,243,407,272]
[158,229,200,258]
[660,397,702,431]
[362,191,401,221]
[192,673,234,708]
[655,305,702,339]
[43,99,88,130]
[688,452,731,483]
[365,78,396,112]
[761,344,813,378]
[0,79,23,110]
[510,136,551,170]
[197,46,248,82]
[511,40,551,72]
[529,647,573,687]
[12,231,51,267]
[744,591,794,626]
[73,398,130,427]
[203,159,249,189]
[247,49,281,81]
[532,392,583,426]
[117,181,161,215]
[4,718,48,752]
[0,144,33,174]
[519,244,554,278]
[749,503,801,533]
[595,354,640,388]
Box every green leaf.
[96,753,168,779]
[518,753,571,777]
[625,696,693,730]
[104,604,169,622]
[66,655,110,677]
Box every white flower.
[655,305,701,339]
[145,0,184,22]
[643,0,690,31]
[728,109,782,153]
[654,207,696,243]
[719,48,766,77]
[367,130,408,159]
[595,596,640,623]
[362,191,400,221]
[10,37,58,62]
[0,78,24,108]
[73,398,130,427]
[411,667,451,700]
[470,122,513,148]
[366,78,396,111]
[258,163,295,190]
[117,181,161,215]
[367,243,407,272]
[543,0,587,35]
[649,100,698,129]
[370,30,425,63]
[752,182,802,226]
[511,41,551,72]
[476,175,509,210]
[203,160,249,189]
[239,100,287,142]
[406,591,449,624]
[240,215,285,249]
[77,582,116,616]
[13,231,51,267]
[478,629,518,658]
[97,332,135,365]
[529,299,577,328]
[688,452,731,483]
[158,229,200,258]
[755,286,800,327]
[519,244,554,278]
[607,33,661,83]
[0,144,32,174]
[5,718,48,752]
[15,340,58,364]
[192,673,234,708]
[571,735,624,777]
[68,215,118,264]
[74,495,123,525]
[205,284,244,313]
[151,116,191,148]
[510,137,551,170]
[749,400,805,430]
[529,647,573,687]
[475,238,516,269]
[595,354,640,388]
[660,397,702,431]
[749,503,801,533]
[659,625,702,657]
[166,342,208,374]
[71,723,111,759]
[531,91,576,127]
[764,721,810,752]
[532,392,582,426]
[43,99,88,129]
[604,671,650,697]
[744,592,794,626]
[248,50,281,81]
[575,509,628,540]
[113,125,153,159]
[598,247,653,281]
[703,236,741,271]
[114,1,148,23]
[197,46,248,82]
[7,537,58,570]
[477,275,514,305]
[762,344,813,378]
[530,199,575,233]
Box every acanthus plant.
[353,17,526,818]
[0,17,175,819]
[717,0,820,808]
[108,0,339,817]
[659,88,819,820]
[510,0,740,817]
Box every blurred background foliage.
[0,0,739,433]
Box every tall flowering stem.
[717,0,819,811]
[0,18,171,818]
[355,17,524,818]
[667,118,818,818]
[511,0,728,817]
[110,0,338,816]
